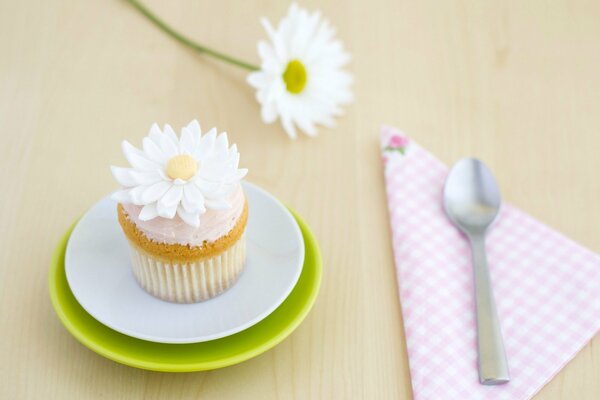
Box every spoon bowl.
[443,158,501,233]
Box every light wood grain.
[0,0,598,399]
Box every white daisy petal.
[280,111,297,139]
[214,133,230,159]
[158,185,183,208]
[143,137,167,163]
[138,203,158,221]
[194,179,221,194]
[197,159,228,182]
[156,201,177,219]
[257,41,278,67]
[180,127,196,154]
[295,116,318,137]
[265,78,285,104]
[234,168,249,180]
[195,128,216,159]
[260,17,286,61]
[129,170,163,186]
[186,119,201,136]
[247,70,268,89]
[261,101,278,123]
[163,124,179,144]
[129,185,147,205]
[122,141,158,171]
[177,206,200,227]
[140,181,171,204]
[159,133,179,158]
[111,189,133,203]
[316,114,336,128]
[183,184,206,213]
[148,123,162,143]
[111,166,137,187]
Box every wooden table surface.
[1,1,598,399]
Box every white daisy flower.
[247,3,353,138]
[111,120,248,227]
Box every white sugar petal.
[163,124,179,144]
[129,170,162,186]
[177,206,200,227]
[159,133,179,158]
[158,185,183,208]
[233,168,248,180]
[229,155,240,171]
[111,189,133,203]
[122,141,159,171]
[156,201,177,219]
[186,119,201,135]
[129,185,147,205]
[183,184,206,213]
[140,181,171,204]
[143,137,167,163]
[111,166,137,187]
[147,123,163,145]
[194,179,221,195]
[180,127,196,153]
[138,204,158,221]
[196,160,227,182]
[215,132,230,156]
[195,128,216,159]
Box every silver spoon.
[443,158,510,385]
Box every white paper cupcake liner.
[127,236,246,303]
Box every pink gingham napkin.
[381,126,600,400]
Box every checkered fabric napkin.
[381,126,600,400]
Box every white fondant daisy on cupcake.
[111,120,247,227]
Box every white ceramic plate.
[65,182,304,344]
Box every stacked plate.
[49,182,322,372]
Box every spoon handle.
[469,234,510,385]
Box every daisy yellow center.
[282,59,307,94]
[166,155,197,180]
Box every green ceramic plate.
[48,208,321,372]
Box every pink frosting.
[122,184,245,246]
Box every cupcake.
[111,120,248,303]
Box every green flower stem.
[125,0,260,71]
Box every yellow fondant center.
[166,155,198,180]
[282,59,307,94]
